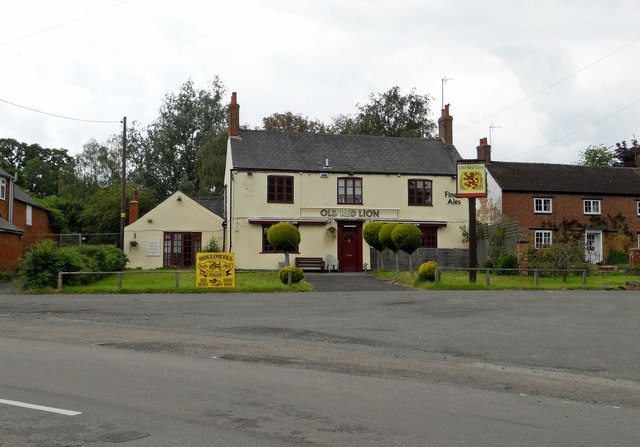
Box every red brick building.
[475,140,640,264]
[0,166,53,272]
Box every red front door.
[338,221,363,272]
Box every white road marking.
[0,398,81,416]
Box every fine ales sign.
[456,161,487,198]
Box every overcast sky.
[1,0,638,165]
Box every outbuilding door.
[338,221,362,272]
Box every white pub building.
[224,93,468,272]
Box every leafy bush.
[418,261,439,281]
[391,224,423,255]
[19,241,128,290]
[527,240,589,279]
[607,249,629,265]
[497,253,519,275]
[267,223,301,254]
[363,222,384,251]
[378,223,398,252]
[278,265,304,284]
[202,237,220,253]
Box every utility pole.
[119,116,127,250]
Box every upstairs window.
[337,177,362,204]
[408,179,433,206]
[534,197,552,214]
[267,176,294,203]
[26,204,32,226]
[583,199,601,215]
[637,200,640,216]
[0,178,5,200]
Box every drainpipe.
[228,171,234,252]
[8,175,14,223]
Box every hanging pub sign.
[456,161,487,198]
[196,252,236,288]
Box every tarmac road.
[1,284,640,445]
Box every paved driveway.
[304,272,414,292]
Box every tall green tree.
[79,185,154,235]
[331,86,436,138]
[134,77,228,198]
[0,138,74,197]
[576,144,617,166]
[262,112,328,133]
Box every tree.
[391,224,423,277]
[262,112,328,133]
[74,137,122,193]
[378,223,399,273]
[79,185,153,236]
[267,223,301,286]
[132,77,228,198]
[614,137,639,167]
[331,86,436,138]
[363,221,384,270]
[0,138,74,197]
[577,145,617,167]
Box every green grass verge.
[61,271,313,294]
[374,270,640,290]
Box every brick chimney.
[228,92,240,137]
[129,189,139,224]
[438,104,453,145]
[476,137,491,162]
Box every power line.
[457,34,640,133]
[0,97,121,124]
[0,0,134,47]
[505,98,640,159]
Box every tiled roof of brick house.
[487,161,640,195]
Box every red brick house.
[0,166,53,272]
[475,139,640,264]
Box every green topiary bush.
[363,222,384,251]
[418,260,439,281]
[278,265,304,284]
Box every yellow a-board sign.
[196,252,235,288]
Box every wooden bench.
[295,257,325,272]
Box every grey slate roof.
[195,196,225,219]
[13,185,48,210]
[230,129,461,175]
[0,217,23,235]
[0,166,12,179]
[487,161,640,195]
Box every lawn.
[61,270,312,293]
[374,270,640,290]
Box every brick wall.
[502,192,640,262]
[0,233,22,272]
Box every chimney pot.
[228,91,240,137]
[476,137,491,162]
[438,103,453,145]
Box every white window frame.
[533,197,552,214]
[0,177,5,200]
[534,230,552,248]
[583,199,601,215]
[637,200,640,216]
[26,204,32,226]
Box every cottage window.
[267,175,294,203]
[0,178,5,200]
[583,199,601,215]
[534,198,552,214]
[262,224,299,253]
[337,177,362,204]
[534,230,552,248]
[26,204,32,226]
[637,200,640,216]
[419,225,438,248]
[408,180,433,206]
[163,232,201,267]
